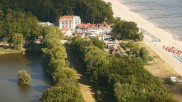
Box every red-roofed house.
[61,27,72,36]
[59,15,81,33]
[97,23,111,34]
[76,23,111,35]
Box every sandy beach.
[103,0,182,76]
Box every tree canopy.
[112,20,143,41]
[17,70,31,86]
[0,0,114,23]
[39,86,83,102]
[70,37,176,102]
[40,27,83,102]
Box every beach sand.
[103,0,182,76]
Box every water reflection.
[0,53,50,102]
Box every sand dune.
[103,0,182,76]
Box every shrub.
[39,86,84,102]
[17,70,31,86]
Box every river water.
[0,53,50,102]
[121,0,182,39]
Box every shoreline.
[0,48,22,55]
[103,0,182,76]
[119,0,182,40]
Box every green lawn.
[0,47,21,54]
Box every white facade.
[96,34,112,41]
[39,22,54,26]
[63,30,72,36]
[76,23,111,35]
[59,16,81,32]
[61,27,72,36]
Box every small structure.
[106,42,117,49]
[170,76,177,83]
[39,22,54,26]
[74,33,85,38]
[61,27,72,36]
[95,34,112,42]
[60,40,68,44]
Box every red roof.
[77,23,110,30]
[96,34,106,36]
[61,27,70,31]
[97,23,110,28]
[77,23,98,29]
[60,16,74,19]
[59,16,74,23]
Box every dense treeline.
[0,0,114,23]
[70,37,176,102]
[40,26,83,101]
[0,10,40,40]
[121,41,149,64]
[0,10,42,50]
[112,19,143,41]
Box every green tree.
[53,68,78,86]
[39,86,84,102]
[91,37,105,50]
[17,70,31,86]
[70,37,176,102]
[140,47,149,64]
[112,20,143,41]
[41,26,67,77]
[0,0,114,23]
[11,33,24,50]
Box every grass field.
[0,47,21,54]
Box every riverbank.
[0,47,21,54]
[103,0,182,76]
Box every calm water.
[0,53,50,102]
[121,0,182,39]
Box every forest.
[112,19,143,41]
[0,10,41,46]
[0,0,114,50]
[0,0,114,23]
[69,37,176,102]
[40,26,83,101]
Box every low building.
[74,33,85,38]
[76,23,111,35]
[61,27,72,36]
[106,42,117,49]
[60,40,68,44]
[170,76,177,82]
[95,34,112,42]
[39,22,54,26]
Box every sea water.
[120,0,182,39]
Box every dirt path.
[66,46,96,102]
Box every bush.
[53,68,78,86]
[39,86,84,102]
[17,70,31,86]
[96,90,103,102]
[112,20,143,41]
[165,78,175,85]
